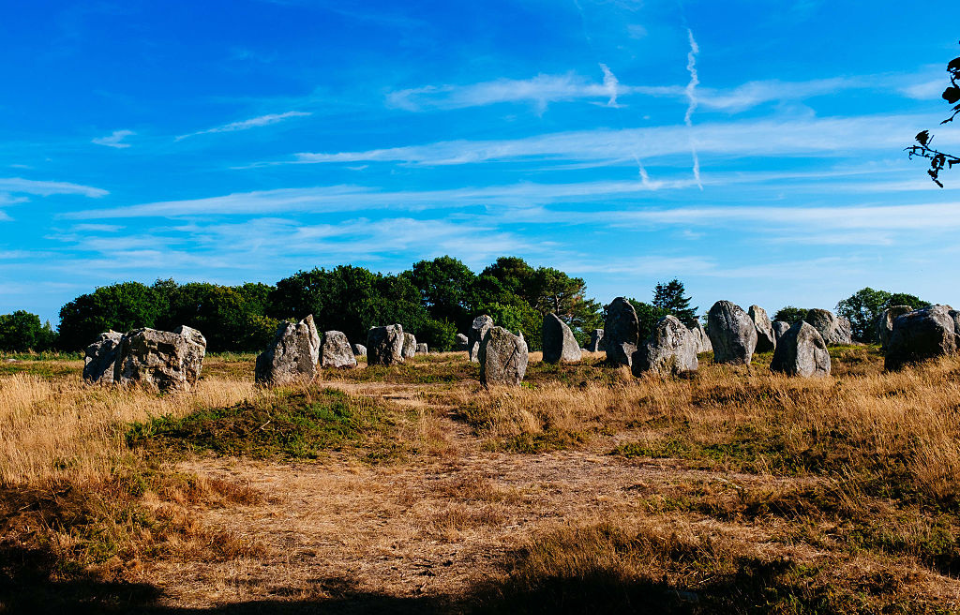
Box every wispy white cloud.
[175,111,312,140]
[0,177,108,198]
[684,29,702,190]
[92,129,135,149]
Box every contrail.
[684,28,703,190]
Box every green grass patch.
[488,429,589,454]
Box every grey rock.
[690,323,713,353]
[877,305,914,350]
[804,309,854,345]
[542,313,582,363]
[255,316,321,385]
[416,343,429,354]
[772,321,791,342]
[604,297,640,367]
[402,332,417,359]
[749,305,776,353]
[468,315,494,362]
[707,301,758,365]
[587,329,605,352]
[352,344,367,357]
[320,330,357,369]
[885,305,959,371]
[479,326,528,386]
[455,333,469,350]
[83,330,124,385]
[770,321,831,377]
[367,324,405,366]
[632,315,699,377]
[116,325,207,391]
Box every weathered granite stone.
[690,323,713,353]
[417,343,428,354]
[604,297,640,366]
[877,305,914,350]
[631,315,699,377]
[455,333,469,350]
[255,316,321,385]
[479,326,528,386]
[352,344,366,357]
[116,325,207,391]
[468,315,494,362]
[804,309,854,345]
[402,332,417,359]
[367,324,405,366]
[770,321,831,377]
[885,305,959,371]
[707,301,757,365]
[320,330,357,369]
[587,329,605,352]
[749,305,776,353]
[83,330,124,385]
[542,313,582,363]
[772,320,791,342]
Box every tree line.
[0,256,932,353]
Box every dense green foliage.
[773,306,807,325]
[0,311,57,352]
[652,279,698,327]
[836,287,931,343]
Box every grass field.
[2,347,960,613]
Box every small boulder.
[416,343,429,354]
[352,344,367,357]
[707,301,758,365]
[587,329,605,352]
[772,320,791,342]
[468,315,494,362]
[804,309,853,345]
[690,323,713,353]
[770,321,831,377]
[255,316,321,385]
[367,324,405,366]
[877,305,914,350]
[116,325,207,391]
[604,297,640,366]
[455,333,469,350]
[885,305,959,371]
[542,313,582,363]
[402,332,417,359]
[320,330,357,369]
[479,327,528,386]
[632,315,699,377]
[748,305,776,353]
[83,330,124,385]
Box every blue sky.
[2,1,960,324]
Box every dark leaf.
[915,130,930,146]
[943,86,960,104]
[948,57,960,72]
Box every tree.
[836,288,892,343]
[406,256,476,330]
[907,44,960,187]
[774,306,807,324]
[652,279,698,327]
[886,293,930,310]
[0,311,55,352]
[58,282,164,350]
[158,282,277,352]
[627,299,668,343]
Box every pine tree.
[652,279,698,327]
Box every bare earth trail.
[147,380,834,609]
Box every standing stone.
[690,323,713,353]
[455,333,469,350]
[352,344,367,357]
[542,313,582,363]
[320,330,357,369]
[604,297,640,366]
[587,329,605,352]
[707,301,758,365]
[772,321,791,342]
[877,305,914,350]
[367,324,405,366]
[468,315,494,362]
[479,327,528,386]
[402,332,417,359]
[631,316,699,377]
[885,305,959,371]
[770,321,831,377]
[749,305,776,353]
[416,343,429,354]
[83,330,124,385]
[116,325,207,391]
[804,309,854,345]
[255,316,321,385]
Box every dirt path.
[139,380,827,609]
